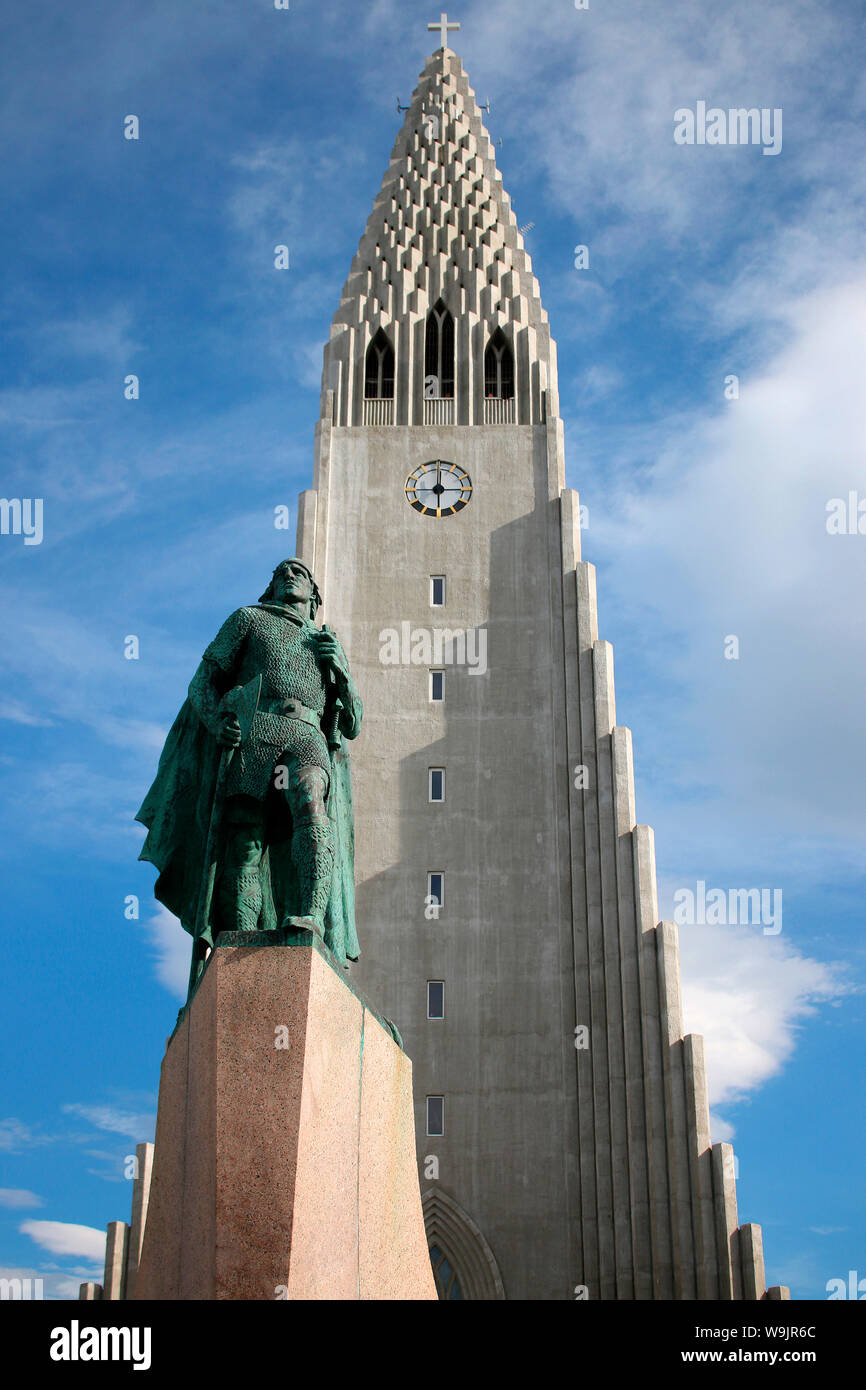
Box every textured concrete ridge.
[320,49,556,428]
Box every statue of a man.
[136,558,363,996]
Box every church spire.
[320,40,558,427]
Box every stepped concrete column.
[124,1141,154,1300]
[103,1221,129,1301]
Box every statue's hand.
[216,711,242,749]
[314,629,350,689]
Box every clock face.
[405,460,472,517]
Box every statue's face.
[272,560,314,610]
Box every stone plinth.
[134,932,436,1301]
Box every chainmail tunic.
[202,605,331,799]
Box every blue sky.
[1,0,864,1299]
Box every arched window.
[429,1243,464,1300]
[422,1190,506,1300]
[484,329,514,399]
[424,299,455,398]
[365,329,395,399]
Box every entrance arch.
[422,1189,506,1300]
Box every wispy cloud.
[0,1119,58,1153]
[36,306,143,367]
[20,1220,106,1262]
[0,699,54,728]
[0,1189,44,1210]
[62,1104,155,1143]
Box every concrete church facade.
[295,26,785,1302]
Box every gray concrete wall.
[307,419,578,1298]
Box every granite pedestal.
[134,931,436,1300]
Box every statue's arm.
[336,674,363,741]
[188,607,252,737]
[314,627,362,740]
[188,658,229,737]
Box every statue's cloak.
[135,701,359,967]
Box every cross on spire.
[427,12,460,49]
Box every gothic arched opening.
[429,1242,464,1300]
[424,299,455,398]
[484,328,514,399]
[422,1189,506,1300]
[364,328,395,399]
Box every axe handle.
[321,624,342,747]
[187,745,234,997]
[186,673,260,1000]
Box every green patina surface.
[136,558,366,1004]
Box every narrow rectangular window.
[427,871,444,909]
[427,981,445,1019]
[429,768,445,802]
[427,1095,445,1136]
[430,670,444,702]
[430,575,446,607]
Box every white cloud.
[53,1272,102,1299]
[62,1104,155,1143]
[594,276,866,857]
[0,1262,101,1301]
[142,906,190,1000]
[0,382,100,430]
[575,364,624,404]
[97,718,170,756]
[469,0,864,276]
[0,1119,55,1153]
[708,1112,736,1144]
[20,1220,106,1262]
[82,1148,132,1183]
[37,306,142,367]
[0,699,54,727]
[677,922,847,1122]
[0,1189,44,1209]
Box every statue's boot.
[283,817,334,939]
[217,866,263,934]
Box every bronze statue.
[136,558,363,997]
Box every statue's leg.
[281,762,333,936]
[217,795,266,933]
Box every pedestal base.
[134,933,436,1300]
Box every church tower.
[296,19,783,1301]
